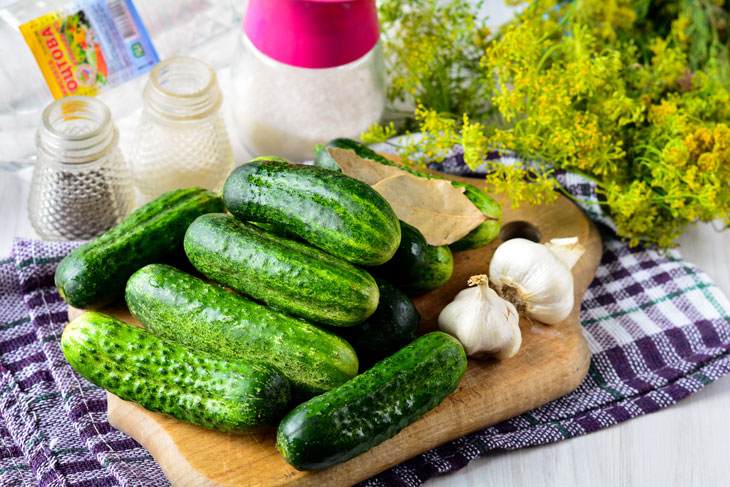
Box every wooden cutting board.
[69,172,602,487]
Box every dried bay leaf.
[326,147,396,185]
[373,174,486,246]
[328,146,487,245]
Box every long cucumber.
[125,264,359,399]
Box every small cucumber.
[125,264,359,398]
[408,244,454,294]
[55,187,224,309]
[61,311,290,433]
[372,220,428,286]
[184,213,378,327]
[448,182,501,251]
[313,138,501,250]
[335,277,419,369]
[276,332,466,470]
[374,221,453,294]
[223,160,401,266]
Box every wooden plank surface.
[67,172,602,487]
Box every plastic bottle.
[0,0,238,166]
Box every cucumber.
[373,221,453,294]
[313,138,501,250]
[408,244,454,294]
[222,160,401,266]
[335,278,419,369]
[61,311,290,433]
[372,220,428,284]
[184,213,378,327]
[125,264,359,398]
[448,182,502,251]
[55,187,224,309]
[276,331,466,470]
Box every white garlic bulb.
[489,237,585,325]
[438,275,521,360]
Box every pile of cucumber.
[56,139,501,471]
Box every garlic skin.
[488,237,585,325]
[438,275,521,360]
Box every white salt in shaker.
[232,0,385,161]
[130,57,234,202]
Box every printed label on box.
[19,0,159,99]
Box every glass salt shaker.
[232,0,386,161]
[28,96,135,240]
[130,56,234,202]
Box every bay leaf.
[328,146,487,245]
[372,174,486,246]
[326,147,396,185]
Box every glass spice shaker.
[129,56,234,202]
[232,0,386,161]
[28,96,135,241]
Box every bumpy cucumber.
[55,188,224,309]
[125,264,359,398]
[276,332,466,470]
[313,138,501,250]
[448,182,502,251]
[335,278,420,369]
[408,244,454,294]
[222,160,401,266]
[373,220,428,285]
[61,311,290,433]
[184,213,378,327]
[373,221,453,294]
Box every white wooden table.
[2,166,729,487]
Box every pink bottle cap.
[243,0,380,69]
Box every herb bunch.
[368,0,730,247]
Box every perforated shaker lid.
[243,0,380,69]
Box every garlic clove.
[544,237,585,270]
[438,275,521,360]
[493,316,522,360]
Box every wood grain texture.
[67,173,602,487]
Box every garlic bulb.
[489,237,585,325]
[438,275,521,360]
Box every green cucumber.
[448,182,502,251]
[125,264,359,398]
[335,277,419,369]
[184,214,378,327]
[55,188,224,309]
[276,331,466,470]
[61,311,290,433]
[372,220,428,284]
[222,160,401,266]
[408,244,454,293]
[313,138,501,250]
[373,221,453,294]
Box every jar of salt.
[130,56,234,202]
[232,0,385,161]
[28,96,135,241]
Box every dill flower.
[369,0,730,248]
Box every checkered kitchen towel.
[1,160,730,486]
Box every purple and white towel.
[1,161,729,486]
